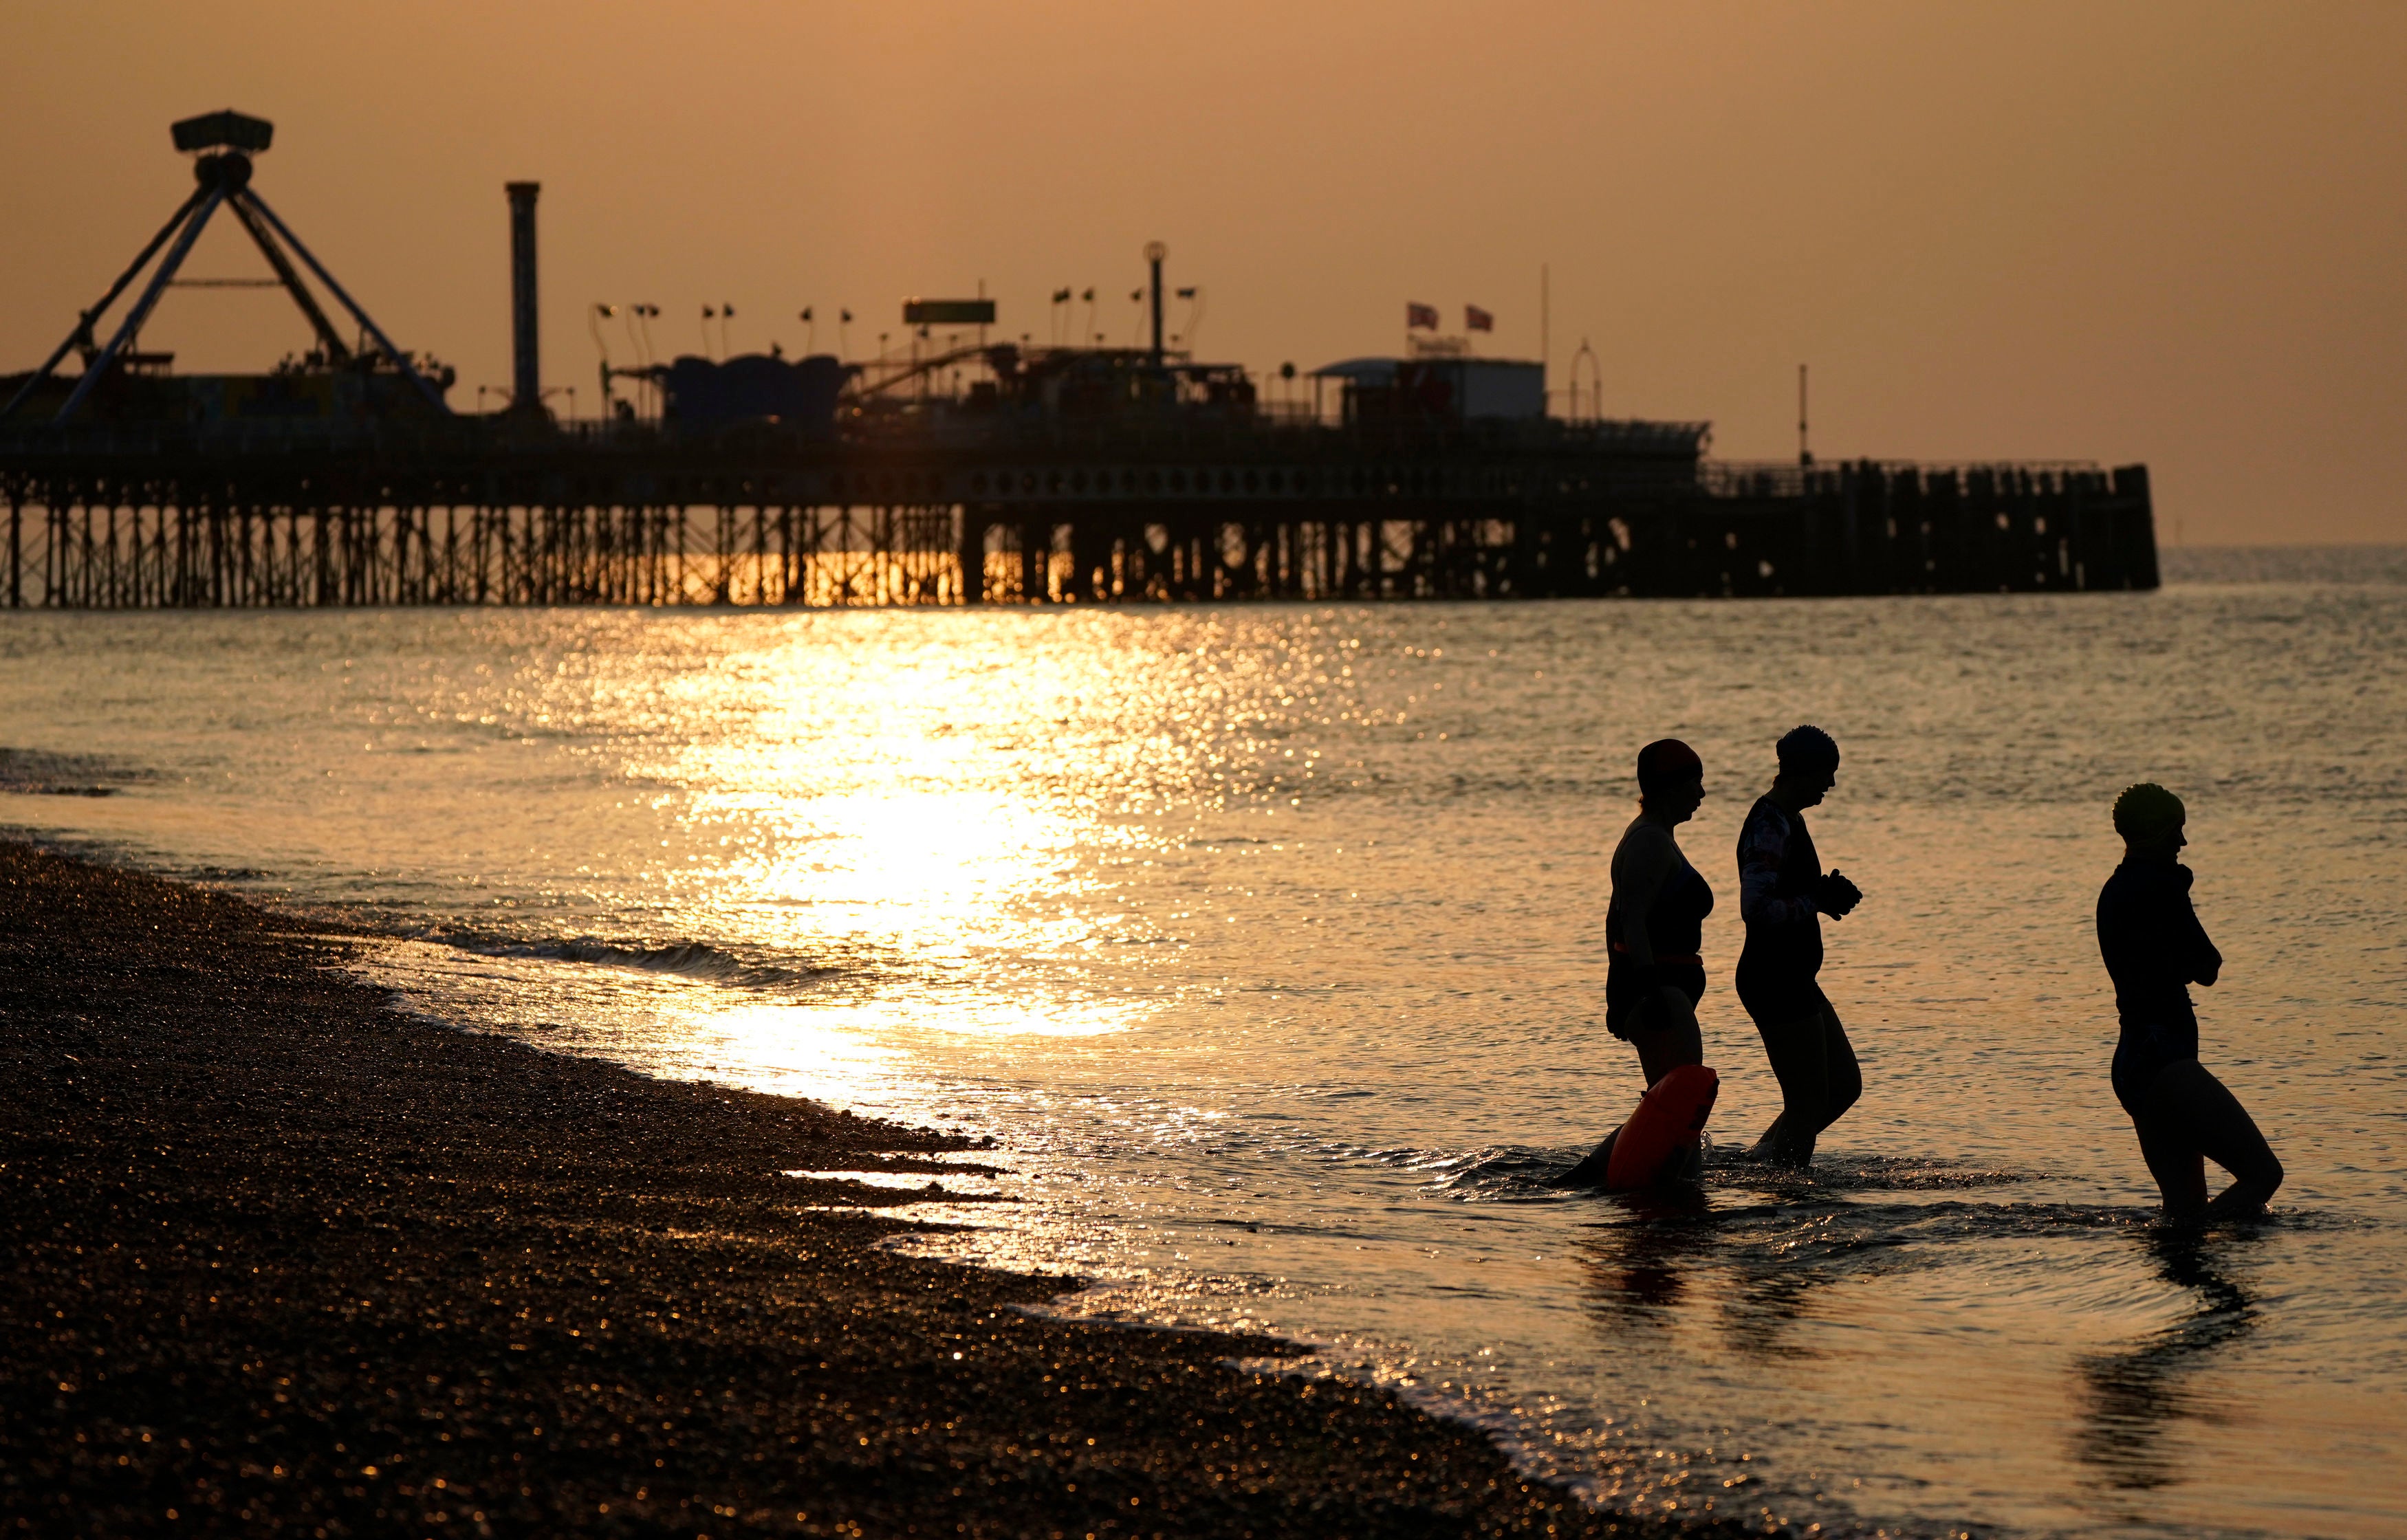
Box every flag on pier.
[1466,305,1494,332]
[1407,302,1439,330]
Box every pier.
[0,111,2158,610]
[0,427,2154,609]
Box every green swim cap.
[2112,782,2186,844]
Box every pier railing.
[1700,459,2105,498]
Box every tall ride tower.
[0,109,450,425]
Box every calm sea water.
[5,545,2401,1539]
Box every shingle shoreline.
[0,839,1766,1538]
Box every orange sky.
[4,2,2401,542]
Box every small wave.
[1684,1196,2145,1244]
[0,746,148,798]
[432,932,842,991]
[1296,1130,2056,1213]
[1424,1143,1611,1201]
[1426,1141,2047,1207]
[1706,1147,2040,1194]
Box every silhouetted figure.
[1605,738,1713,1086]
[2095,783,2282,1219]
[1735,725,1864,1167]
[1554,739,1713,1189]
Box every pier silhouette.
[0,113,2158,610]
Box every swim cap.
[1635,738,1703,798]
[1776,724,1840,775]
[2113,782,2186,844]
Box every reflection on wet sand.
[2072,1227,2259,1502]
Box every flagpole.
[1540,263,1551,413]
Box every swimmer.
[1604,738,1714,1087]
[2096,784,2282,1219]
[1556,738,1714,1189]
[1734,725,1864,1168]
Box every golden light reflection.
[364,944,908,1109]
[639,998,904,1107]
[704,786,1089,950]
[606,990,1142,1147]
[590,614,1211,1051]
[801,996,1139,1044]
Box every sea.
[4,544,2401,1539]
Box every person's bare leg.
[2145,1059,2281,1218]
[1553,1125,1618,1187]
[1556,999,1703,1188]
[2133,1118,2210,1218]
[1634,1002,1706,1177]
[1748,1112,1787,1160]
[1754,1012,1831,1167]
[1631,995,1703,1088]
[1634,1023,1703,1088]
[1816,1007,1862,1135]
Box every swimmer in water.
[1604,738,1714,1086]
[1735,725,1864,1167]
[2095,784,2283,1219]
[1555,738,1714,1189]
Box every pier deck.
[0,418,2155,610]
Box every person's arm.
[1613,824,1698,1037]
[1610,823,1675,966]
[2177,872,2223,987]
[1737,808,1819,929]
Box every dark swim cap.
[1776,724,1840,775]
[1635,738,1704,797]
[2113,782,2186,844]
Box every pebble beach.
[0,839,1750,1538]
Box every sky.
[3,2,2401,544]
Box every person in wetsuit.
[1604,738,1714,1087]
[1735,725,1864,1167]
[2095,782,2282,1218]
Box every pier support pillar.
[957,512,988,604]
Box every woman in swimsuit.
[2095,783,2282,1218]
[1604,738,1714,1087]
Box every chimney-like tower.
[505,182,541,415]
[1144,240,1166,365]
